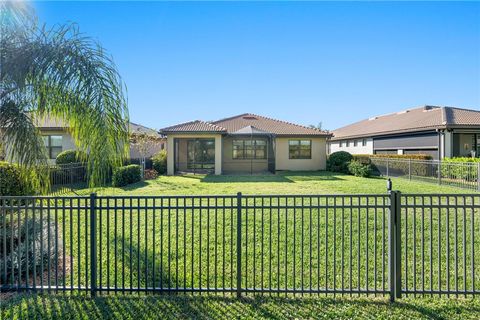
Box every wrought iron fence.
[1,191,479,300]
[371,158,480,191]
[50,163,87,194]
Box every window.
[289,140,311,159]
[362,139,367,147]
[346,140,350,147]
[339,141,343,147]
[232,139,267,159]
[354,140,358,147]
[42,135,63,159]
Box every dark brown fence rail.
[1,192,479,301]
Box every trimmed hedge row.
[441,157,479,181]
[112,165,142,187]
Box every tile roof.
[160,120,227,133]
[331,106,480,140]
[160,114,330,136]
[212,113,330,136]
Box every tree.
[308,122,323,130]
[129,131,164,178]
[0,2,129,191]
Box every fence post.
[408,159,412,180]
[477,162,480,192]
[388,189,402,301]
[438,160,442,185]
[236,192,242,298]
[90,193,97,298]
[386,158,389,177]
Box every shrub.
[112,165,141,187]
[348,160,371,177]
[368,154,432,160]
[327,151,353,173]
[152,150,167,175]
[441,157,479,181]
[56,149,86,165]
[0,213,59,284]
[0,162,31,196]
[144,169,158,180]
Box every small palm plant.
[0,1,129,192]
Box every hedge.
[112,165,142,187]
[0,162,32,196]
[56,150,86,165]
[355,154,433,160]
[327,151,353,174]
[441,157,479,181]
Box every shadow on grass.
[201,174,294,183]
[3,294,480,319]
[118,181,149,191]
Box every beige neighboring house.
[159,113,331,175]
[31,117,165,164]
[329,105,480,159]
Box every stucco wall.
[275,137,327,171]
[328,138,373,155]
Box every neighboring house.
[32,117,165,163]
[328,105,480,159]
[160,113,331,175]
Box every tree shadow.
[4,294,480,319]
[101,235,176,291]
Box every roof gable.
[212,113,330,136]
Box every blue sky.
[34,1,480,131]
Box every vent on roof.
[397,110,409,115]
[368,116,377,121]
[242,116,258,120]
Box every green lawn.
[74,171,475,196]
[4,172,479,319]
[2,293,480,319]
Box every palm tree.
[0,2,129,191]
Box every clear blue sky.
[34,1,480,131]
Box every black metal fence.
[50,163,87,194]
[371,158,480,191]
[1,192,479,300]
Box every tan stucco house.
[159,113,331,175]
[7,117,166,164]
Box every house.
[159,113,331,175]
[328,106,480,159]
[32,117,165,163]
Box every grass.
[4,171,479,319]
[73,171,474,196]
[2,293,480,319]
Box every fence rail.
[370,158,480,191]
[1,191,479,301]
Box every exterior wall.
[328,138,373,155]
[275,137,327,171]
[129,140,165,159]
[221,136,269,174]
[39,129,76,164]
[166,134,222,175]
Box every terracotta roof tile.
[212,113,330,136]
[160,120,226,133]
[331,106,480,140]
